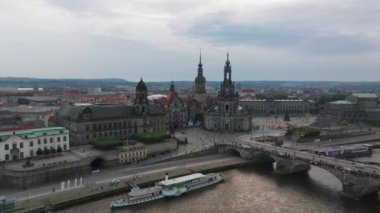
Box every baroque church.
[202,54,252,132]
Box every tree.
[36,148,43,156]
[57,146,62,153]
[50,147,56,154]
[43,147,50,155]
[340,119,349,126]
[284,114,290,121]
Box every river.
[57,161,380,213]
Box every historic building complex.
[166,81,188,129]
[203,54,252,132]
[322,93,380,124]
[240,99,313,115]
[0,127,69,162]
[57,79,168,146]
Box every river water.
[58,161,380,213]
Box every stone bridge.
[217,143,380,199]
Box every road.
[4,153,243,201]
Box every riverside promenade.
[11,154,248,212]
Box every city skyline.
[0,0,380,81]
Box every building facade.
[57,79,168,146]
[166,81,188,129]
[322,93,380,124]
[0,127,69,162]
[118,142,147,164]
[240,99,313,115]
[203,54,252,132]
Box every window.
[86,126,89,131]
[44,138,47,144]
[12,144,17,149]
[50,137,53,143]
[63,136,67,141]
[20,152,24,159]
[63,144,67,150]
[93,124,96,131]
[38,139,41,144]
[20,142,24,148]
[30,141,33,147]
[5,154,9,160]
[57,137,60,142]
[4,144,9,150]
[30,150,34,156]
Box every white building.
[0,127,70,161]
[118,142,147,164]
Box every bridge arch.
[90,157,104,170]
[224,147,243,157]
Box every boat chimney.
[165,172,169,181]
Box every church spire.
[226,52,230,65]
[170,80,175,92]
[198,49,203,68]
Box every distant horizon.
[2,76,380,83]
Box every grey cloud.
[183,17,377,55]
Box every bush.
[44,147,50,155]
[284,114,290,121]
[287,127,320,137]
[36,148,43,156]
[130,131,170,143]
[57,146,62,153]
[50,147,56,154]
[90,138,124,150]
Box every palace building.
[57,78,168,146]
[203,54,252,132]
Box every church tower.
[194,51,207,103]
[218,53,239,115]
[135,77,148,115]
[194,51,206,95]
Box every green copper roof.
[0,127,69,140]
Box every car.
[111,179,120,184]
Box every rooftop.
[0,127,68,140]
[159,173,205,186]
[329,100,355,105]
[351,93,378,98]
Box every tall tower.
[194,51,206,94]
[135,77,148,115]
[218,53,238,114]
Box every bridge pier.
[324,167,380,198]
[272,157,311,175]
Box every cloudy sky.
[0,0,380,81]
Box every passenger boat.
[110,172,224,208]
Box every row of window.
[3,145,67,161]
[88,119,165,132]
[246,105,309,110]
[3,140,68,150]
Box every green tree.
[284,114,290,121]
[36,148,43,156]
[43,147,50,155]
[50,147,56,154]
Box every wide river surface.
[58,156,380,213]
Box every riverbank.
[11,156,250,213]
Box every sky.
[0,0,380,81]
